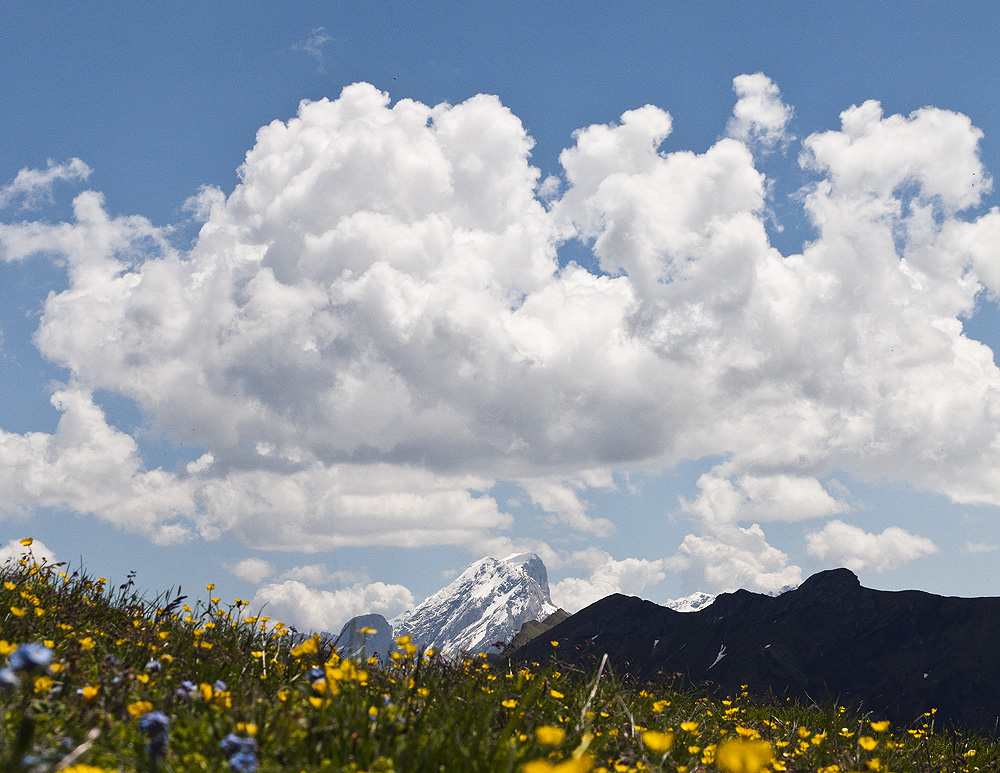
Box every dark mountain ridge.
[513,569,1000,733]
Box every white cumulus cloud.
[550,549,679,612]
[0,538,56,567]
[0,158,91,210]
[806,519,938,572]
[252,579,414,633]
[726,72,794,150]
[227,557,275,584]
[0,78,998,597]
[673,524,802,595]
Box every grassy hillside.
[0,541,994,772]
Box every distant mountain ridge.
[513,569,1000,733]
[390,552,558,655]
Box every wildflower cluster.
[0,544,996,772]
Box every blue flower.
[139,711,170,761]
[221,734,259,771]
[213,679,228,693]
[220,733,258,757]
[139,711,170,734]
[145,659,162,672]
[0,667,21,693]
[7,642,53,673]
[174,679,197,699]
[307,666,325,683]
[228,751,259,772]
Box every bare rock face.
[391,553,558,656]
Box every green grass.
[0,544,996,773]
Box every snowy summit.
[391,553,558,655]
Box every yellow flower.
[291,637,319,657]
[33,675,54,693]
[9,607,25,617]
[641,730,674,753]
[715,739,773,773]
[19,538,32,546]
[206,583,215,591]
[80,685,99,700]
[551,689,565,699]
[859,736,878,751]
[61,766,117,773]
[237,722,258,736]
[503,699,518,708]
[127,700,154,718]
[360,626,378,635]
[870,720,890,733]
[680,721,698,732]
[522,755,593,773]
[550,640,559,647]
[3,582,15,591]
[865,759,881,771]
[735,726,760,739]
[536,725,566,747]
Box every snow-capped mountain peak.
[390,553,557,655]
[666,591,718,613]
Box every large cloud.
[252,579,414,633]
[1,77,999,593]
[806,520,938,573]
[550,548,681,612]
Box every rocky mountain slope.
[513,568,1000,733]
[330,613,394,663]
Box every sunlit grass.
[0,542,997,772]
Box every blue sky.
[3,1,1000,631]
